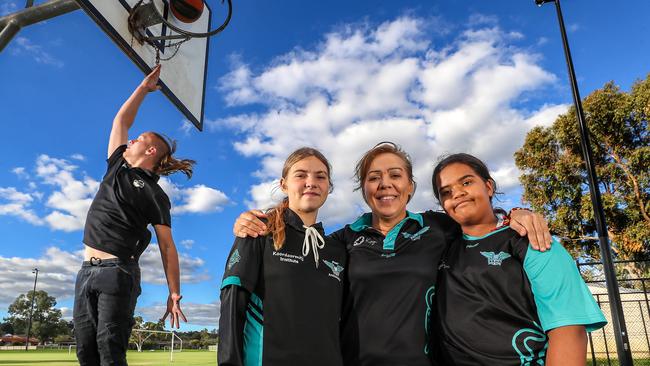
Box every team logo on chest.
[353,236,377,247]
[480,251,512,266]
[323,260,344,281]
[227,249,241,270]
[402,226,430,241]
[132,179,145,188]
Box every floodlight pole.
[535,0,633,364]
[0,0,79,52]
[25,268,39,352]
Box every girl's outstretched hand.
[140,64,162,92]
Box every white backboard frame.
[75,0,211,131]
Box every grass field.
[0,349,216,366]
[1,350,648,366]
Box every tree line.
[1,290,217,349]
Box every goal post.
[131,329,182,362]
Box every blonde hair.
[266,147,333,250]
[150,132,196,179]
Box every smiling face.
[363,152,414,223]
[436,162,495,227]
[281,156,330,216]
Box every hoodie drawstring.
[302,225,325,268]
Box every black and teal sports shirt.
[218,208,347,366]
[432,226,607,365]
[332,210,459,366]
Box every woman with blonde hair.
[218,147,347,366]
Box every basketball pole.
[534,0,634,364]
[0,0,79,52]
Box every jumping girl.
[218,148,347,366]
[74,65,193,366]
[431,153,606,365]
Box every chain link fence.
[579,259,650,365]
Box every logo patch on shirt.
[323,260,344,281]
[480,251,512,266]
[227,249,241,270]
[512,322,547,364]
[466,242,479,248]
[353,236,377,247]
[402,226,430,241]
[132,179,145,188]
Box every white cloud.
[0,247,81,305]
[138,243,211,285]
[180,239,194,249]
[36,155,99,232]
[0,187,34,204]
[1,155,229,231]
[524,103,570,128]
[215,16,563,226]
[1,156,97,231]
[11,167,27,178]
[136,301,220,328]
[60,307,72,320]
[468,14,498,27]
[0,245,210,308]
[0,187,44,225]
[11,37,64,68]
[159,178,230,214]
[179,119,194,135]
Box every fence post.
[596,294,613,365]
[638,301,650,359]
[642,279,650,358]
[588,330,597,366]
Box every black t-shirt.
[331,210,459,366]
[221,208,348,366]
[432,227,606,365]
[83,145,171,261]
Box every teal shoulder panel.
[221,275,242,289]
[523,238,607,332]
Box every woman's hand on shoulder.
[509,208,552,252]
[233,210,268,238]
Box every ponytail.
[265,198,289,250]
[151,132,196,178]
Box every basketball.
[170,0,204,23]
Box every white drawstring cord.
[302,225,325,268]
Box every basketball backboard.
[75,0,211,131]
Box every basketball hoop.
[128,0,232,44]
[75,0,219,130]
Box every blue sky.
[1,0,648,331]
